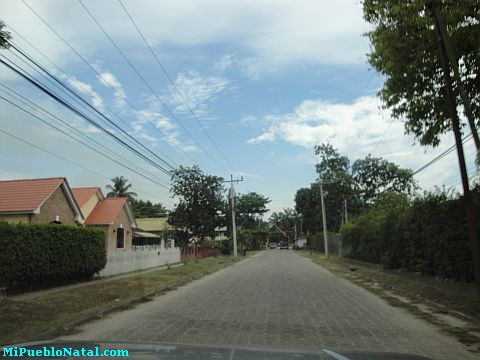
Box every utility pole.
[429,2,480,297]
[344,198,348,224]
[320,182,329,258]
[223,175,243,257]
[428,0,480,154]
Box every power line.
[117,0,235,172]
[76,0,227,173]
[6,37,181,169]
[0,55,173,177]
[412,133,473,176]
[0,93,170,190]
[0,128,173,204]
[14,5,205,171]
[0,82,164,183]
[7,42,177,172]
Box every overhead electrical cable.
[0,82,164,182]
[118,0,235,171]
[15,5,205,171]
[0,128,173,203]
[76,0,227,173]
[6,40,180,169]
[7,43,177,171]
[0,94,170,189]
[0,56,173,178]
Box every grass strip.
[1,255,243,345]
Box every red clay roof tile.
[85,197,127,225]
[71,187,102,208]
[0,177,65,213]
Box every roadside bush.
[218,238,232,255]
[340,189,475,282]
[0,222,107,292]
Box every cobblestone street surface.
[63,251,477,359]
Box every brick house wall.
[91,207,133,252]
[32,186,77,225]
[0,213,32,224]
[107,207,133,251]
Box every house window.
[116,228,125,249]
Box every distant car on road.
[279,242,288,249]
[268,242,277,249]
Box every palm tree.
[106,176,137,199]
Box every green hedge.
[340,190,475,282]
[0,222,107,291]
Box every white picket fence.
[98,247,181,277]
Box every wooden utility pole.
[429,0,480,154]
[429,0,480,297]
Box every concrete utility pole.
[224,175,243,257]
[320,182,329,258]
[429,0,480,298]
[344,198,348,224]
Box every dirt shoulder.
[298,251,480,354]
[1,254,253,345]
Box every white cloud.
[246,95,478,191]
[0,0,369,81]
[213,54,235,72]
[65,76,104,110]
[169,70,232,115]
[132,108,200,153]
[98,71,125,100]
[247,131,276,144]
[247,96,387,150]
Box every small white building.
[214,226,228,241]
[295,238,307,249]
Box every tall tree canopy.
[295,143,417,233]
[294,187,318,234]
[0,22,11,49]
[169,166,224,239]
[269,208,299,237]
[130,199,167,218]
[352,155,417,204]
[235,192,270,229]
[363,0,480,147]
[106,176,137,200]
[315,144,357,231]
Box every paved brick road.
[63,251,477,359]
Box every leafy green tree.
[0,22,11,49]
[294,187,318,235]
[352,155,417,204]
[269,208,299,240]
[363,0,480,147]
[168,166,224,239]
[315,143,357,231]
[235,192,270,229]
[106,176,137,200]
[130,198,167,218]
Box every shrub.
[0,222,106,291]
[340,189,475,282]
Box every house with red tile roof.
[71,187,104,219]
[0,177,84,225]
[72,187,137,251]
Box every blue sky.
[0,0,477,214]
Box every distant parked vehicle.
[268,242,277,249]
[279,242,288,249]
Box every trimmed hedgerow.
[0,222,106,291]
[340,189,476,282]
